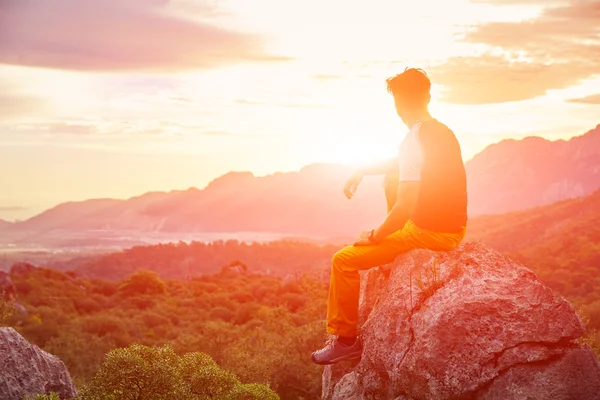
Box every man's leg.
[326,225,422,338]
[326,220,465,338]
[313,221,465,364]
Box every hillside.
[46,190,600,324]
[466,124,600,215]
[12,189,591,342]
[52,240,339,280]
[1,124,598,244]
[467,189,600,305]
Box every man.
[311,68,468,365]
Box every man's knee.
[332,246,356,273]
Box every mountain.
[466,189,600,254]
[1,125,599,245]
[1,163,387,243]
[0,219,11,230]
[47,189,600,295]
[466,124,600,215]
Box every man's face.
[393,93,430,125]
[393,96,410,124]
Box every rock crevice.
[323,242,600,400]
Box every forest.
[2,223,599,399]
[3,260,328,399]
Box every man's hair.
[386,68,431,108]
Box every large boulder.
[0,327,77,400]
[323,242,600,400]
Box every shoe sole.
[311,351,362,365]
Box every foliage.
[24,393,61,400]
[11,198,600,400]
[118,270,166,297]
[0,293,15,327]
[78,344,278,400]
[11,261,327,399]
[56,239,337,280]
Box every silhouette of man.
[311,68,468,365]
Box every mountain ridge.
[2,125,599,243]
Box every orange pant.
[326,173,466,337]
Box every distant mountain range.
[467,124,600,215]
[39,188,600,284]
[1,124,599,246]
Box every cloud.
[3,119,238,137]
[234,98,331,109]
[0,82,46,118]
[430,0,600,104]
[429,55,599,104]
[0,206,27,212]
[0,0,287,71]
[566,94,600,104]
[10,122,99,136]
[311,74,343,80]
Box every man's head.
[386,68,431,124]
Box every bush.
[79,344,278,400]
[24,393,61,400]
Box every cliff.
[323,243,600,400]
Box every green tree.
[79,344,278,400]
[80,344,181,400]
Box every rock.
[476,346,600,400]
[0,327,77,400]
[323,242,600,400]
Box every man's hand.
[354,230,372,246]
[344,171,363,199]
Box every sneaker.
[311,336,362,365]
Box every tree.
[79,344,278,400]
[118,270,166,297]
[80,344,181,400]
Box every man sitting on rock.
[311,68,468,365]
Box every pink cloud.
[429,0,600,104]
[567,94,600,104]
[0,0,287,71]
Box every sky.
[0,0,599,221]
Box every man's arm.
[344,157,398,199]
[355,181,419,245]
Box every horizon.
[2,0,600,221]
[1,124,598,223]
